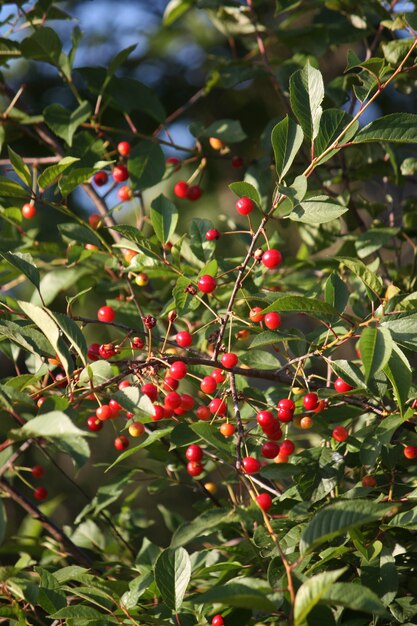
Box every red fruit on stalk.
[109,399,122,417]
[163,376,179,392]
[403,445,417,459]
[118,380,131,390]
[334,377,353,393]
[303,392,319,411]
[221,352,238,368]
[220,423,235,437]
[231,155,243,168]
[34,486,47,500]
[186,185,202,201]
[261,441,280,459]
[22,203,36,219]
[206,229,220,241]
[209,398,227,416]
[242,456,261,474]
[112,164,129,182]
[262,249,282,269]
[141,383,158,402]
[212,368,226,383]
[165,392,182,409]
[97,305,115,323]
[256,493,272,512]
[31,465,44,478]
[211,615,224,626]
[93,171,108,186]
[277,407,293,423]
[174,181,189,198]
[152,405,165,421]
[280,439,295,456]
[117,185,133,202]
[235,196,254,215]
[196,405,211,420]
[169,361,187,380]
[264,312,281,330]
[187,461,203,477]
[96,405,113,421]
[87,416,103,431]
[257,410,275,430]
[87,343,101,361]
[88,213,101,229]
[131,336,145,350]
[277,398,295,412]
[332,426,349,442]
[249,307,264,323]
[198,274,217,294]
[176,331,192,348]
[114,436,129,451]
[117,141,131,157]
[200,376,217,394]
[186,444,203,462]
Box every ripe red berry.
[93,171,108,186]
[34,486,47,500]
[206,229,220,241]
[303,392,319,411]
[257,410,275,430]
[99,343,117,359]
[209,397,227,416]
[256,492,272,512]
[200,376,217,394]
[118,380,131,390]
[174,181,189,198]
[169,361,187,380]
[87,416,103,431]
[277,407,293,423]
[264,312,281,330]
[109,399,122,417]
[362,475,377,487]
[404,445,417,459]
[277,398,295,412]
[131,336,145,350]
[231,155,243,169]
[186,185,202,201]
[332,426,349,442]
[262,249,283,269]
[117,141,131,157]
[114,436,129,451]
[163,376,179,392]
[198,274,217,294]
[186,444,203,462]
[22,203,36,219]
[152,404,165,421]
[117,185,133,202]
[165,391,182,409]
[212,615,224,626]
[249,307,264,323]
[87,342,101,361]
[180,394,195,411]
[187,461,204,477]
[141,383,158,402]
[88,213,101,229]
[280,439,295,456]
[176,331,192,348]
[112,164,129,182]
[235,196,254,215]
[212,368,226,383]
[334,377,353,393]
[220,422,235,437]
[96,405,113,421]
[221,352,238,369]
[196,405,211,420]
[261,441,280,459]
[265,423,282,441]
[31,465,44,478]
[166,156,181,170]
[242,456,261,474]
[97,305,115,323]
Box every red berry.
[109,399,122,417]
[200,376,217,394]
[141,383,158,402]
[196,405,211,420]
[209,397,227,416]
[256,492,272,512]
[206,229,220,241]
[231,156,243,169]
[54,372,67,388]
[93,171,108,186]
[186,444,203,462]
[34,486,47,500]
[264,312,281,330]
[265,424,282,441]
[362,475,377,487]
[257,410,275,429]
[131,336,145,350]
[198,274,217,294]
[97,305,115,323]
[303,392,319,411]
[404,445,417,459]
[176,331,192,348]
[117,141,131,157]
[22,203,36,219]
[261,441,280,459]
[277,407,293,423]
[180,394,195,411]
[280,439,295,456]
[118,380,131,390]
[163,376,179,392]
[212,615,224,626]
[165,391,182,409]
[114,436,129,451]
[166,156,181,170]
[112,164,129,182]
[220,423,235,437]
[117,185,133,202]
[249,307,264,323]
[174,181,189,198]
[277,398,295,412]
[169,361,187,380]
[212,368,226,383]
[152,404,165,421]
[99,343,117,359]
[262,249,283,269]
[332,426,349,442]
[31,465,44,478]
[221,352,238,369]
[96,405,113,421]
[186,185,202,201]
[334,377,353,393]
[187,461,204,477]
[87,416,103,431]
[143,315,157,329]
[242,456,261,474]
[235,196,254,215]
[88,213,101,229]
[87,342,101,361]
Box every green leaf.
[289,199,347,224]
[0,499,6,546]
[289,61,324,140]
[331,359,365,389]
[300,500,392,554]
[59,161,111,196]
[0,319,54,357]
[108,44,137,76]
[7,147,32,187]
[78,360,114,386]
[198,119,246,143]
[20,27,62,65]
[314,109,359,165]
[359,326,393,382]
[382,38,415,65]
[324,272,349,314]
[194,580,275,611]
[49,606,108,620]
[383,344,411,416]
[189,422,231,454]
[38,156,79,190]
[229,181,261,206]
[321,582,388,616]
[189,218,215,262]
[105,427,173,472]
[0,176,29,198]
[128,141,165,190]
[150,194,178,243]
[353,113,417,145]
[336,257,383,295]
[44,101,92,147]
[32,267,91,306]
[1,252,40,290]
[154,547,191,611]
[48,311,88,366]
[294,569,345,626]
[262,295,339,318]
[271,116,304,181]
[107,76,166,122]
[381,312,417,350]
[163,0,193,26]
[9,411,87,440]
[170,509,235,548]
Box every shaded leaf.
[271,116,304,181]
[154,547,191,611]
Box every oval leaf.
[154,547,191,611]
